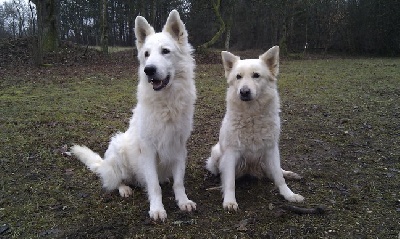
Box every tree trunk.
[15,5,24,37]
[100,0,108,55]
[31,0,58,52]
[29,2,36,35]
[199,0,225,49]
[30,0,58,65]
[224,2,234,50]
[224,28,231,50]
[150,0,157,26]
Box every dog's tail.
[206,143,222,175]
[70,145,121,190]
[70,145,103,173]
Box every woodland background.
[1,0,399,61]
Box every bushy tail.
[70,145,103,173]
[70,144,122,191]
[206,143,222,175]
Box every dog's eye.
[236,74,242,80]
[144,51,149,57]
[252,73,260,78]
[162,48,170,54]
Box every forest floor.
[1,39,399,238]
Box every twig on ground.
[282,205,326,215]
[206,186,222,191]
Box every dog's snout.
[240,86,252,101]
[240,87,251,97]
[144,65,157,76]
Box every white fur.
[206,46,304,210]
[71,10,196,221]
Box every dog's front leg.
[220,149,239,210]
[172,154,196,212]
[145,165,166,220]
[265,144,304,203]
[139,148,167,221]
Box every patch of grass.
[0,57,399,238]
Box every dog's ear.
[260,46,279,77]
[221,51,240,78]
[163,10,188,45]
[135,16,155,50]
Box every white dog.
[206,46,304,210]
[71,10,196,221]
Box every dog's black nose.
[240,87,252,101]
[240,88,250,96]
[144,65,157,76]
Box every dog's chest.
[226,113,280,150]
[137,95,194,148]
[144,105,192,135]
[141,84,195,123]
[228,115,279,178]
[158,102,190,123]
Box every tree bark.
[30,0,58,65]
[31,0,58,52]
[224,2,234,50]
[199,0,225,49]
[100,0,108,55]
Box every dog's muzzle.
[144,65,170,91]
[239,86,252,101]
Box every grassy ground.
[0,53,399,238]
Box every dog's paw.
[223,201,239,211]
[178,200,197,212]
[118,185,133,198]
[149,209,167,221]
[285,193,305,203]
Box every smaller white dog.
[206,46,304,210]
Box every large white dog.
[71,10,196,221]
[206,46,304,210]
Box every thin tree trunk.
[224,3,234,50]
[100,0,108,55]
[29,1,36,35]
[199,0,225,49]
[151,0,157,26]
[224,28,231,50]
